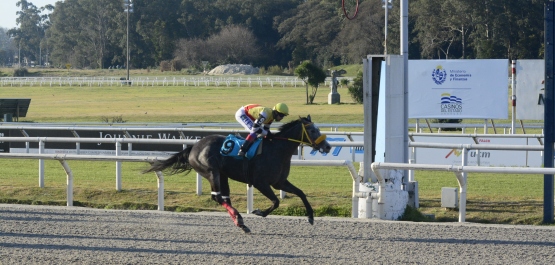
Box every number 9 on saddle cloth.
[220,134,262,160]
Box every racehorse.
[144,115,331,233]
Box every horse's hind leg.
[273,180,314,225]
[220,176,233,207]
[209,175,250,233]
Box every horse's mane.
[276,117,305,136]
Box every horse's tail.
[143,146,194,175]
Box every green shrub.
[101,115,126,123]
[13,68,28,77]
[266,65,283,75]
[431,119,463,131]
[340,79,350,87]
[347,71,363,103]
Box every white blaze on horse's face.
[307,124,331,154]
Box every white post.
[247,184,254,214]
[352,162,362,218]
[39,140,45,188]
[401,0,410,186]
[196,172,202,195]
[155,171,164,211]
[364,195,373,218]
[116,142,122,191]
[511,60,516,134]
[459,147,469,222]
[59,160,73,206]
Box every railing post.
[59,160,73,206]
[459,147,469,222]
[247,184,254,214]
[196,173,202,196]
[116,141,122,191]
[154,171,164,211]
[39,140,45,188]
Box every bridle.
[275,120,327,149]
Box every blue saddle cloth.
[220,134,261,160]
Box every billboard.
[4,129,217,155]
[1,128,364,161]
[408,59,508,119]
[297,136,363,161]
[413,136,542,167]
[515,59,544,120]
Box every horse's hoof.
[239,225,251,233]
[235,214,245,225]
[308,217,314,225]
[251,209,264,216]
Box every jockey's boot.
[238,136,255,157]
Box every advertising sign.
[413,136,542,167]
[515,59,544,120]
[408,59,508,119]
[6,129,219,155]
[3,128,364,161]
[297,136,364,162]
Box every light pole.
[382,0,393,54]
[39,39,43,67]
[123,0,133,85]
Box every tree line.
[0,0,549,71]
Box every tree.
[295,61,327,104]
[412,0,456,59]
[330,1,387,64]
[0,27,17,66]
[47,0,122,69]
[174,25,262,69]
[134,0,184,66]
[276,0,341,67]
[7,1,53,66]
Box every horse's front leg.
[273,180,314,225]
[251,184,280,217]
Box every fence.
[0,76,350,88]
[372,161,555,223]
[377,140,552,222]
[1,121,545,135]
[1,129,552,220]
[0,136,359,215]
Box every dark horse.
[144,115,331,233]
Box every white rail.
[371,161,555,223]
[0,76,317,88]
[2,133,550,219]
[0,142,359,214]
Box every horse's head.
[298,115,332,154]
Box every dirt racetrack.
[1,204,555,264]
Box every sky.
[0,0,59,29]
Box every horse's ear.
[307,114,311,122]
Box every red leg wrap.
[222,202,240,226]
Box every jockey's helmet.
[273,103,289,116]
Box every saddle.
[220,134,262,160]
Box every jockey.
[235,103,289,156]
